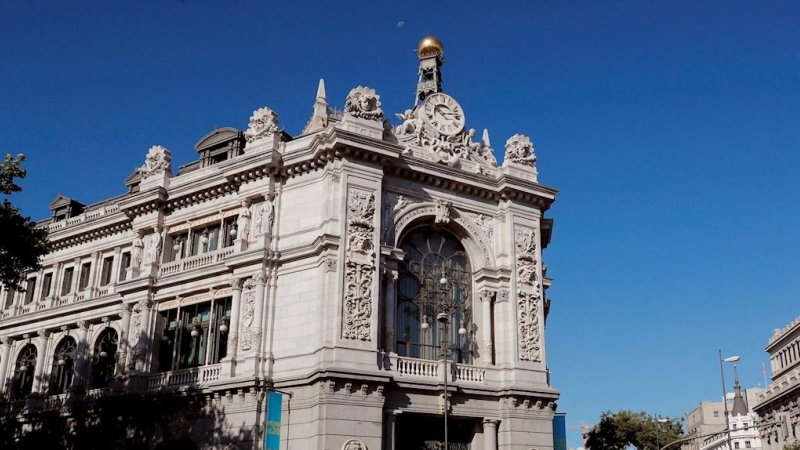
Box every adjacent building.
[0,36,560,449]
[754,315,800,450]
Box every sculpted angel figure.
[395,109,418,136]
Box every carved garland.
[342,188,376,341]
[239,288,256,351]
[514,225,542,362]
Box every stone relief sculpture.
[128,314,143,370]
[244,107,279,143]
[517,287,542,362]
[514,226,537,285]
[434,199,452,225]
[343,187,376,341]
[467,212,494,247]
[143,227,163,266]
[344,86,384,121]
[137,145,172,179]
[504,134,537,167]
[239,291,256,351]
[237,200,251,241]
[342,439,367,450]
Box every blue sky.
[2,1,799,447]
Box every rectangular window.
[24,277,37,304]
[4,287,15,309]
[119,252,131,281]
[157,297,232,373]
[61,267,74,295]
[745,442,751,448]
[732,424,737,430]
[734,443,740,449]
[100,256,114,286]
[78,262,91,290]
[713,411,719,418]
[223,216,237,248]
[40,273,53,300]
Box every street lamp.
[419,262,470,450]
[719,351,741,450]
[656,418,669,450]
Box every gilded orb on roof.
[417,36,444,59]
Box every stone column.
[71,257,81,295]
[117,304,133,375]
[483,419,499,450]
[87,251,101,297]
[31,330,49,394]
[222,277,242,378]
[110,247,122,286]
[385,413,398,450]
[0,337,13,395]
[70,321,90,390]
[480,290,495,365]
[383,270,398,354]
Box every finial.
[316,78,327,102]
[418,36,444,59]
[482,129,491,148]
[303,79,329,134]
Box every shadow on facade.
[0,331,257,450]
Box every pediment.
[49,194,83,210]
[194,127,243,152]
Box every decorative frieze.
[343,188,376,341]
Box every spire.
[730,362,748,416]
[303,78,329,134]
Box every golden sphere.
[417,36,444,59]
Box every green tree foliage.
[783,442,800,450]
[586,410,684,450]
[0,154,50,291]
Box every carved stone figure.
[244,107,279,143]
[260,196,275,236]
[138,145,172,179]
[395,109,420,136]
[344,86,384,121]
[144,227,163,266]
[346,189,376,256]
[131,230,145,270]
[237,200,251,241]
[514,226,537,285]
[462,128,482,155]
[342,438,367,450]
[517,287,541,362]
[504,134,537,167]
[239,292,256,351]
[434,199,452,225]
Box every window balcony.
[159,247,234,277]
[392,355,487,384]
[146,364,222,391]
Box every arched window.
[90,328,118,389]
[12,344,37,399]
[49,336,77,395]
[396,227,473,364]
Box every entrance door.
[395,413,475,449]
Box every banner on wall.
[264,391,282,450]
[553,413,567,450]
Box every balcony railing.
[394,356,486,383]
[159,247,234,277]
[147,364,221,391]
[43,393,67,411]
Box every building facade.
[754,315,800,450]
[0,37,560,449]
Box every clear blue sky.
[2,1,799,447]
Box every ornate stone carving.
[497,290,509,303]
[138,145,172,180]
[346,189,376,257]
[468,212,494,247]
[517,287,541,362]
[244,107,279,143]
[342,261,373,341]
[514,226,537,286]
[237,200,252,242]
[394,195,410,213]
[243,277,256,290]
[229,277,242,290]
[325,259,337,272]
[143,227,163,266]
[342,438,367,450]
[344,86,383,121]
[128,314,144,370]
[434,199,452,225]
[504,134,536,167]
[252,271,267,285]
[239,291,256,351]
[131,230,145,271]
[253,195,275,236]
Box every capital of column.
[252,271,267,286]
[76,320,90,331]
[483,418,500,427]
[1,336,13,346]
[384,270,399,283]
[120,302,134,315]
[37,329,50,340]
[479,289,496,303]
[229,276,243,291]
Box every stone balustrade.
[147,364,222,391]
[159,247,234,277]
[394,356,486,383]
[46,204,121,232]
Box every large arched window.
[396,227,473,364]
[12,344,37,399]
[90,328,118,389]
[49,336,77,395]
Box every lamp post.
[656,418,669,450]
[719,351,740,450]
[420,262,469,449]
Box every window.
[12,344,37,399]
[396,227,473,364]
[100,256,114,286]
[24,277,37,304]
[40,273,53,301]
[734,442,740,449]
[61,267,74,295]
[713,411,720,418]
[119,252,131,282]
[732,424,737,430]
[3,287,14,309]
[157,297,232,372]
[78,262,91,291]
[90,328,119,389]
[745,442,751,448]
[49,337,77,395]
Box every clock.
[422,93,465,136]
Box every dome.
[417,36,444,59]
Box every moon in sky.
[397,21,405,28]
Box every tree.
[0,153,50,291]
[586,410,684,450]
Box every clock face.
[422,93,465,136]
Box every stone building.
[754,315,800,450]
[0,36,560,449]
